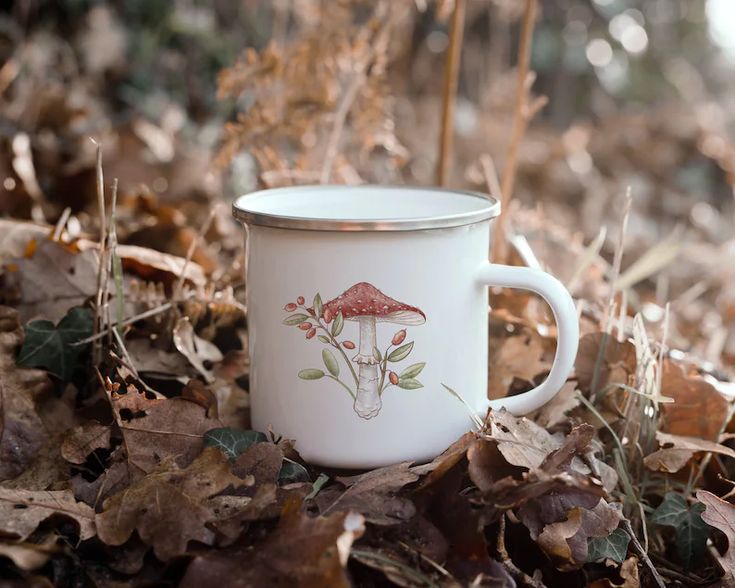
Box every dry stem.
[435,0,466,186]
[496,514,546,588]
[91,140,108,365]
[492,0,546,263]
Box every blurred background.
[0,0,733,366]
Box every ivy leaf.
[283,313,310,326]
[17,306,93,381]
[279,458,310,484]
[398,378,423,390]
[203,428,267,461]
[331,311,344,337]
[298,369,324,380]
[399,362,425,379]
[650,492,710,568]
[313,294,323,319]
[587,528,630,563]
[387,342,413,362]
[322,349,339,377]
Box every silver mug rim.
[232,184,501,232]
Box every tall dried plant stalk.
[492,0,547,263]
[435,0,466,186]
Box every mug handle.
[476,262,579,415]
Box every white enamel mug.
[233,186,579,468]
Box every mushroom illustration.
[323,282,425,419]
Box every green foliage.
[298,369,325,380]
[322,349,339,377]
[331,311,344,337]
[203,428,267,461]
[387,342,413,362]
[17,306,93,381]
[650,492,711,569]
[587,528,630,563]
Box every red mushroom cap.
[322,282,425,326]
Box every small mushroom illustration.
[323,282,425,419]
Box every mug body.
[236,186,499,468]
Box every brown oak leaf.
[644,431,735,473]
[696,490,735,577]
[575,332,636,394]
[95,447,252,560]
[61,422,111,465]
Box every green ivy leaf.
[587,528,630,563]
[322,349,339,377]
[203,428,267,461]
[283,313,310,326]
[313,293,323,319]
[399,362,425,379]
[398,378,423,390]
[331,311,344,337]
[17,306,94,381]
[317,335,331,344]
[650,492,710,569]
[279,458,310,484]
[387,341,414,362]
[298,368,325,380]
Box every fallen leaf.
[660,360,729,441]
[586,527,631,564]
[0,536,58,571]
[5,240,99,323]
[589,556,639,588]
[17,306,93,381]
[0,306,49,482]
[650,492,710,569]
[486,409,558,469]
[696,490,735,577]
[203,427,267,461]
[532,381,580,428]
[644,431,735,473]
[0,487,95,541]
[173,316,223,382]
[317,462,418,525]
[0,220,51,260]
[489,332,551,399]
[182,506,364,588]
[96,447,251,560]
[576,332,636,394]
[61,422,111,464]
[71,450,130,508]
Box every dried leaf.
[0,306,49,482]
[486,409,559,469]
[173,316,223,382]
[696,490,735,577]
[489,332,550,399]
[576,333,636,394]
[0,487,95,541]
[0,537,57,571]
[61,422,111,464]
[644,431,735,473]
[96,447,251,560]
[111,388,222,473]
[182,508,364,588]
[589,556,640,588]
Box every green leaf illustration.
[373,346,382,362]
[387,341,414,362]
[313,293,323,318]
[331,311,344,337]
[17,306,94,381]
[586,528,630,563]
[203,428,267,461]
[298,368,325,380]
[398,378,423,390]
[650,492,710,569]
[317,335,331,344]
[322,349,339,377]
[283,313,310,326]
[399,362,425,379]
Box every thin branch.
[496,514,547,588]
[172,208,216,303]
[622,519,666,588]
[492,0,544,263]
[435,0,466,186]
[91,140,108,365]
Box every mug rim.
[232,184,501,232]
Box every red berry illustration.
[389,371,399,385]
[306,328,316,339]
[392,329,406,346]
[324,308,333,323]
[342,340,355,350]
[297,296,305,305]
[298,322,312,331]
[284,303,297,312]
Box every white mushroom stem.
[353,315,381,419]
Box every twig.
[108,179,124,335]
[51,207,71,242]
[435,0,466,186]
[91,140,108,365]
[622,518,666,588]
[492,0,544,263]
[496,514,547,588]
[172,208,216,303]
[603,187,632,332]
